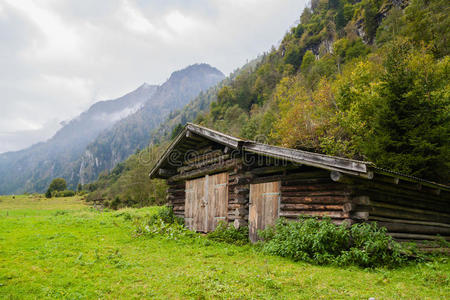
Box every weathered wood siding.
[206,172,229,231]
[279,171,352,224]
[167,181,185,219]
[183,172,229,232]
[185,176,205,231]
[345,177,450,244]
[249,181,280,242]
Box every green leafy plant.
[148,206,184,226]
[207,222,249,245]
[133,206,189,240]
[259,216,411,268]
[53,190,75,197]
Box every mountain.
[0,83,158,194]
[0,64,224,194]
[78,63,225,184]
[84,59,261,203]
[148,58,261,145]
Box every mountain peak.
[167,63,224,82]
[138,82,157,90]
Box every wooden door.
[249,181,281,242]
[185,176,206,232]
[185,172,228,232]
[207,173,229,231]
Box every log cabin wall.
[243,164,450,244]
[167,181,185,219]
[166,152,449,244]
[279,170,353,225]
[247,166,357,226]
[346,177,450,244]
[227,165,251,228]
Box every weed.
[259,216,412,268]
[207,221,249,245]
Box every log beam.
[159,168,176,177]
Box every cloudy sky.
[0,0,307,153]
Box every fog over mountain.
[78,64,224,184]
[0,82,157,194]
[0,63,224,194]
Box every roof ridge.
[247,141,373,165]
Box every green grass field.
[0,195,449,299]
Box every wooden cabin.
[150,123,450,244]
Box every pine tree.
[368,40,449,181]
[363,0,378,43]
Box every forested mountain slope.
[0,83,157,194]
[198,0,449,182]
[87,0,449,207]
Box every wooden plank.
[187,123,242,149]
[184,181,194,230]
[280,203,344,211]
[279,210,350,219]
[368,206,449,224]
[250,166,287,175]
[281,190,353,197]
[242,143,368,174]
[168,159,241,182]
[354,179,446,202]
[206,172,229,231]
[374,221,450,235]
[249,181,280,242]
[367,191,447,213]
[281,196,348,204]
[185,176,206,232]
[282,177,333,185]
[183,150,223,165]
[369,200,450,218]
[185,172,229,233]
[178,154,230,173]
[368,216,450,228]
[280,183,345,192]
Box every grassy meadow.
[0,194,449,299]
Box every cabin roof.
[149,123,450,192]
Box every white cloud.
[0,0,308,153]
[5,0,83,62]
[165,10,198,35]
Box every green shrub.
[53,190,75,197]
[148,206,184,226]
[133,206,189,240]
[340,223,406,267]
[259,216,410,268]
[207,222,249,246]
[110,196,121,210]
